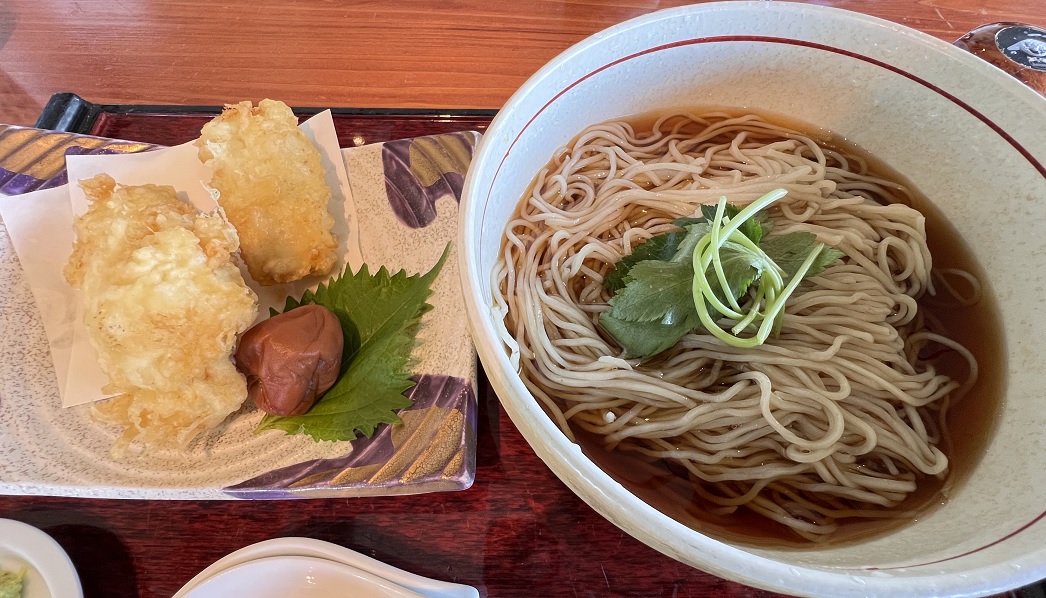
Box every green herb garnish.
[600,190,843,358]
[0,567,25,598]
[256,243,450,441]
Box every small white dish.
[180,555,425,598]
[173,538,478,598]
[0,519,83,598]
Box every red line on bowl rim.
[481,34,1046,244]
[865,510,1046,571]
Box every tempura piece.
[65,174,259,456]
[196,99,338,285]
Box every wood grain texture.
[1,0,1046,126]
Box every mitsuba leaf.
[256,244,451,441]
[599,309,700,359]
[669,222,711,264]
[761,232,844,280]
[601,260,702,358]
[603,218,716,292]
[712,242,764,303]
[604,228,689,293]
[599,194,846,358]
[700,203,765,245]
[672,216,707,228]
[606,260,694,322]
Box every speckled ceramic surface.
[459,2,1046,597]
[0,130,478,499]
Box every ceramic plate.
[0,129,478,498]
[0,519,82,598]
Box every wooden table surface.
[2,0,1046,127]
[2,1,1046,597]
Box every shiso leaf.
[256,243,450,441]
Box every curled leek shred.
[691,189,826,348]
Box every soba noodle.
[494,112,979,541]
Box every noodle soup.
[494,110,1003,547]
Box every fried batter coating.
[65,174,259,456]
[196,99,338,285]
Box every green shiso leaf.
[256,243,450,441]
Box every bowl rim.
[458,2,1046,596]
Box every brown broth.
[547,108,1006,548]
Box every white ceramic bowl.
[458,2,1046,597]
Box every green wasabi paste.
[0,567,25,598]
